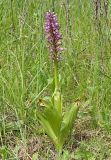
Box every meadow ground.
[0,0,111,159]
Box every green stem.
[53,61,62,113]
[54,61,59,89]
[57,148,62,160]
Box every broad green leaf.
[38,113,57,145]
[37,107,62,146]
[44,107,62,137]
[59,103,79,147]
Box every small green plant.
[37,11,80,159]
[0,146,10,159]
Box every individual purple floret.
[45,11,63,62]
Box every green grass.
[0,0,111,159]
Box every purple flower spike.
[45,11,63,62]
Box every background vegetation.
[0,0,111,159]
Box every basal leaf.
[44,107,62,137]
[37,106,62,146]
[38,113,57,145]
[59,103,79,147]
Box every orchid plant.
[37,11,80,159]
